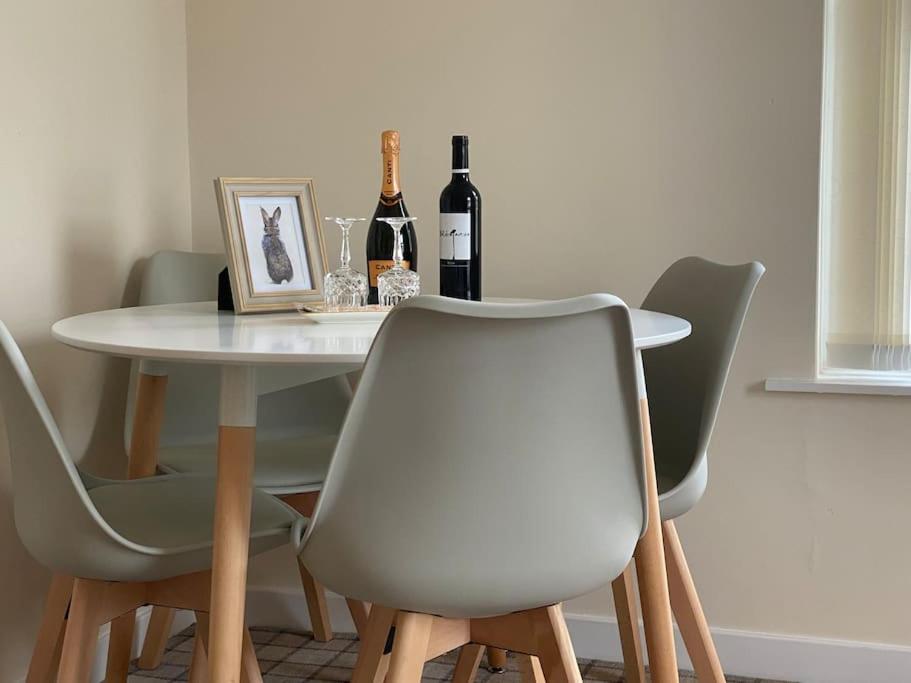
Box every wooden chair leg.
[532,605,581,683]
[191,606,262,683]
[352,605,397,683]
[240,628,264,683]
[634,398,679,683]
[487,646,507,672]
[128,373,171,674]
[137,606,176,669]
[297,558,333,641]
[104,612,135,682]
[452,644,485,683]
[517,654,546,683]
[283,492,337,642]
[347,598,371,638]
[664,520,724,683]
[57,579,104,683]
[26,574,73,683]
[187,629,208,683]
[386,612,433,682]
[612,563,646,683]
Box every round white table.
[52,300,690,364]
[52,300,691,683]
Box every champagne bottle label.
[440,213,472,261]
[381,130,401,197]
[369,259,411,287]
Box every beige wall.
[0,0,190,678]
[187,0,911,647]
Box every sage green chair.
[619,256,764,682]
[126,251,350,498]
[1,321,298,683]
[298,295,648,682]
[128,250,357,671]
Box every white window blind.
[819,0,911,376]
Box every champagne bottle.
[366,130,418,304]
[439,135,481,300]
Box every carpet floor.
[127,624,791,682]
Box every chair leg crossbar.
[352,603,582,683]
[26,571,263,683]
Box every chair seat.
[85,474,298,581]
[656,457,708,522]
[157,433,337,495]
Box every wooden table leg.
[208,366,257,683]
[633,395,679,683]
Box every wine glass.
[377,216,420,306]
[323,217,368,310]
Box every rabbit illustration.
[260,206,294,284]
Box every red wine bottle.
[366,130,418,304]
[439,135,481,300]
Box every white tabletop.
[52,300,690,365]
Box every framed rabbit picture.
[215,177,328,313]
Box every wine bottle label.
[439,213,472,261]
[368,259,411,287]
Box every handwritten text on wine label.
[439,213,472,260]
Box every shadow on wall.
[60,225,148,476]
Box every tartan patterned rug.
[127,624,782,682]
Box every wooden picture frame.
[215,177,328,313]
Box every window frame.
[767,0,911,395]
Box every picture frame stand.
[218,267,235,312]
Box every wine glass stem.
[393,226,404,267]
[340,226,351,269]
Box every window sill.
[765,377,911,396]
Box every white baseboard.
[244,586,911,683]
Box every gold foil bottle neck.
[380,130,401,197]
[381,130,400,155]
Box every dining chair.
[0,320,297,683]
[612,256,764,683]
[298,294,649,683]
[126,250,363,671]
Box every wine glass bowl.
[323,217,368,310]
[377,216,420,306]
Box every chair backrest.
[0,322,128,573]
[138,249,227,306]
[300,295,647,618]
[125,251,351,448]
[641,257,764,485]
